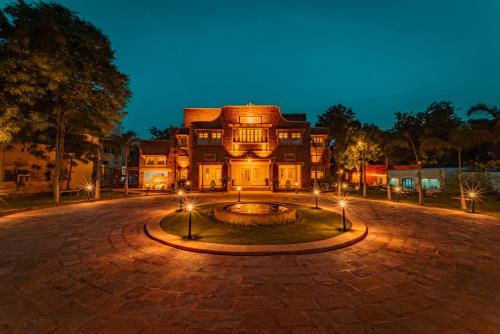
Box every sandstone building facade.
[139,104,329,191]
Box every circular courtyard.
[0,192,499,333]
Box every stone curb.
[144,206,368,256]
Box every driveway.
[0,192,499,333]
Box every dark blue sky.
[3,0,500,137]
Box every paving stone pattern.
[0,193,499,333]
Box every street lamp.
[237,186,242,202]
[468,191,477,213]
[186,203,194,239]
[185,180,191,193]
[394,186,401,202]
[314,189,320,209]
[338,199,348,231]
[295,181,299,193]
[177,189,184,211]
[342,183,348,196]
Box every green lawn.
[0,190,139,214]
[160,203,351,245]
[349,188,500,218]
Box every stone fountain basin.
[214,202,296,225]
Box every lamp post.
[295,181,299,193]
[469,191,477,213]
[177,189,184,211]
[185,180,191,193]
[314,189,319,209]
[342,183,348,196]
[186,203,193,239]
[394,186,401,202]
[237,186,242,202]
[339,199,347,231]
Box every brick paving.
[0,193,499,333]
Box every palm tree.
[421,126,491,209]
[113,130,137,196]
[401,131,424,205]
[382,138,409,200]
[468,103,500,143]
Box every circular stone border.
[214,202,296,225]
[144,205,368,256]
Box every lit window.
[311,155,322,163]
[211,132,222,144]
[291,132,301,144]
[180,169,188,179]
[146,157,155,166]
[312,136,325,147]
[235,129,266,143]
[278,131,289,144]
[179,137,188,146]
[197,132,209,144]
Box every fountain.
[214,202,296,225]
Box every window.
[204,153,216,161]
[180,168,188,180]
[103,146,113,154]
[422,178,440,189]
[312,136,325,148]
[290,132,301,144]
[156,157,166,166]
[211,132,222,144]
[278,131,289,144]
[4,170,15,182]
[402,178,414,190]
[284,153,296,161]
[235,128,266,143]
[311,167,324,180]
[179,137,188,146]
[197,132,209,144]
[311,154,322,163]
[145,157,155,166]
[389,178,399,186]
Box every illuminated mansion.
[139,104,330,190]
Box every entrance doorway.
[241,168,251,186]
[231,160,270,189]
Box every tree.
[340,133,381,198]
[316,104,361,188]
[113,130,137,196]
[468,103,500,158]
[150,126,175,140]
[0,2,131,203]
[421,125,491,209]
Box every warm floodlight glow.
[186,203,194,212]
[394,186,401,192]
[82,179,95,200]
[178,189,184,196]
[186,180,191,186]
[342,183,347,189]
[465,185,483,214]
[338,199,347,208]
[314,189,319,196]
[237,186,242,191]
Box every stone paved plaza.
[0,193,499,333]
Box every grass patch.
[349,189,500,218]
[160,203,350,245]
[0,190,137,213]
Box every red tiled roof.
[392,164,421,170]
[140,140,171,155]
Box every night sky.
[2,0,500,138]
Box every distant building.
[0,144,92,194]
